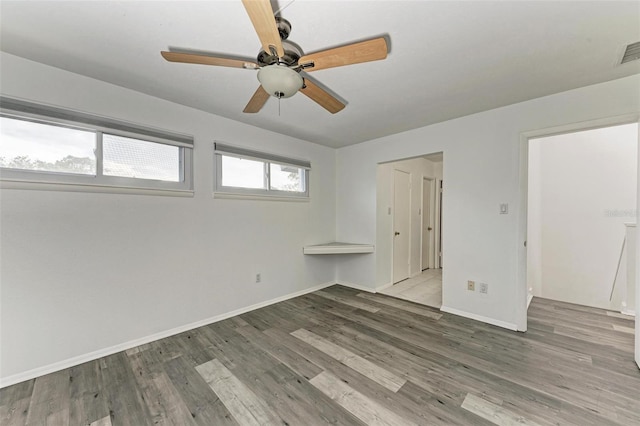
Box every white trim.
[440,305,520,331]
[336,280,377,293]
[213,192,310,202]
[0,281,335,389]
[527,294,534,308]
[0,179,195,197]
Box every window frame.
[214,143,310,201]
[0,98,193,195]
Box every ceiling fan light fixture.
[257,64,303,98]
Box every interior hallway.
[380,269,442,308]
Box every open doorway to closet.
[377,152,443,308]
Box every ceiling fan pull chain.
[278,95,281,116]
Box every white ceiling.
[1,1,639,148]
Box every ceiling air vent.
[621,41,640,64]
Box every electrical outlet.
[479,283,488,294]
[256,273,261,283]
[467,280,475,291]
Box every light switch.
[500,203,509,214]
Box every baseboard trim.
[527,294,534,308]
[440,305,519,331]
[336,280,377,293]
[0,281,336,389]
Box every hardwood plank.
[310,371,417,426]
[195,359,279,426]
[264,327,442,425]
[25,369,70,426]
[323,307,633,422]
[163,356,237,425]
[313,290,381,313]
[612,324,634,334]
[0,379,34,407]
[100,352,153,426]
[259,363,365,425]
[291,328,406,392]
[90,415,113,426]
[234,323,323,381]
[130,356,198,426]
[0,396,31,426]
[461,393,542,426]
[200,320,362,425]
[68,360,110,425]
[356,291,443,320]
[324,324,559,425]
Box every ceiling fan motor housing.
[276,16,291,40]
[257,40,302,66]
[256,17,301,67]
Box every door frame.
[391,168,411,284]
[516,112,640,332]
[420,177,436,271]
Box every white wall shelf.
[303,242,375,255]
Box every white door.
[422,179,432,270]
[393,170,411,283]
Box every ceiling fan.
[160,0,388,114]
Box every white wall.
[0,53,337,383]
[374,157,441,288]
[527,124,638,310]
[336,74,640,330]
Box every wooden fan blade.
[161,51,258,69]
[299,37,388,72]
[243,86,270,113]
[241,0,285,57]
[300,79,345,114]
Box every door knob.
[427,227,432,231]
[395,232,400,236]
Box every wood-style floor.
[1,286,638,425]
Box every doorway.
[377,152,443,308]
[517,115,640,341]
[526,123,637,311]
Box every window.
[0,97,193,194]
[102,134,180,181]
[214,143,310,200]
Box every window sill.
[0,179,194,197]
[213,191,310,202]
